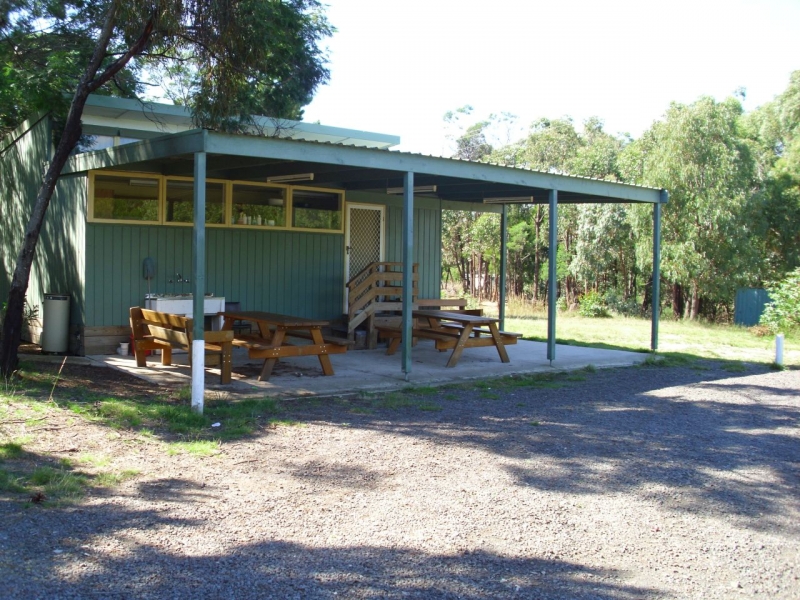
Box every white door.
[344,203,385,311]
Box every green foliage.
[442,73,800,323]
[760,267,800,333]
[604,290,640,317]
[0,299,39,342]
[631,97,758,313]
[0,1,333,137]
[577,290,610,318]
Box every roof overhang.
[81,95,400,149]
[63,128,666,205]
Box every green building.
[0,96,666,361]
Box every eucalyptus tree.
[741,71,800,278]
[623,96,758,319]
[0,0,332,376]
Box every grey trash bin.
[42,293,70,354]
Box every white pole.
[775,333,784,366]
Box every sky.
[302,0,800,156]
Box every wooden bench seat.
[439,323,523,343]
[277,330,354,347]
[130,307,233,384]
[229,330,348,379]
[416,298,483,316]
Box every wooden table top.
[412,310,499,325]
[221,311,329,328]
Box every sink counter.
[144,295,225,330]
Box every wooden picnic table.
[220,311,348,381]
[378,310,520,368]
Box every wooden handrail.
[346,262,420,344]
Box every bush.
[0,299,39,342]
[556,296,568,313]
[760,268,800,333]
[604,291,641,317]
[578,291,610,318]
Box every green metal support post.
[401,171,414,376]
[547,190,558,364]
[499,204,508,330]
[651,191,666,351]
[191,149,207,413]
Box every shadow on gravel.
[293,365,800,532]
[1,498,659,599]
[137,478,216,503]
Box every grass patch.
[77,454,111,467]
[167,440,221,457]
[480,391,500,400]
[403,386,439,395]
[0,468,27,493]
[0,442,24,460]
[30,466,88,499]
[721,361,748,373]
[94,470,140,487]
[500,312,799,366]
[417,401,443,412]
[60,394,283,441]
[640,352,697,368]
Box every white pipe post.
[775,333,784,366]
[191,148,207,414]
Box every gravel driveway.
[2,363,798,599]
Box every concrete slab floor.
[88,340,650,399]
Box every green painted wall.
[85,224,345,326]
[0,115,85,340]
[82,188,490,329]
[385,205,441,298]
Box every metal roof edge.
[82,95,400,149]
[204,132,663,203]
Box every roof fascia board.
[62,129,206,174]
[205,133,662,204]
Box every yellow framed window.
[291,188,343,231]
[165,178,226,225]
[90,173,160,223]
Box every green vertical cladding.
[84,224,345,326]
[733,288,771,326]
[0,115,86,335]
[385,205,442,298]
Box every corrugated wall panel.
[1,117,86,341]
[734,288,771,326]
[385,205,441,298]
[85,224,345,327]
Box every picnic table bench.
[129,307,234,384]
[221,311,351,381]
[376,310,521,368]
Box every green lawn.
[499,312,798,366]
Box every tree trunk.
[689,285,700,320]
[532,206,544,301]
[641,274,652,315]
[672,283,684,319]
